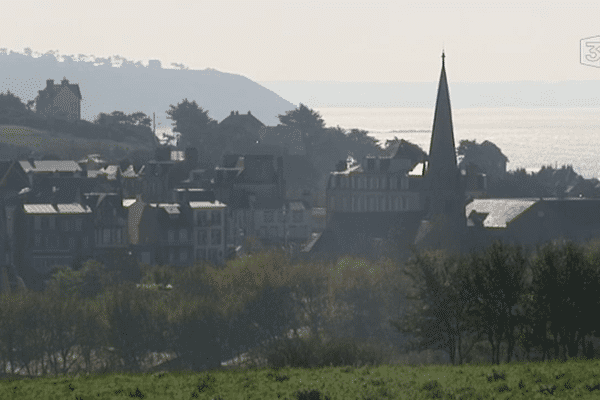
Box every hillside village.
[1,53,600,294]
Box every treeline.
[0,251,409,376]
[393,240,600,366]
[0,91,155,145]
[3,240,600,377]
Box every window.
[398,176,408,190]
[83,236,89,248]
[381,196,386,211]
[293,210,303,223]
[180,249,188,263]
[211,229,221,245]
[168,230,175,243]
[179,229,187,242]
[103,228,111,245]
[391,177,397,190]
[34,216,41,230]
[381,177,386,190]
[351,176,355,189]
[374,177,379,190]
[196,211,206,226]
[264,210,274,223]
[195,248,206,260]
[48,216,56,230]
[342,197,348,211]
[61,220,70,231]
[268,227,278,238]
[69,237,75,249]
[208,248,218,263]
[116,229,122,244]
[75,219,82,231]
[213,211,221,225]
[369,197,374,212]
[34,234,41,247]
[197,230,207,245]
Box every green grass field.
[1,358,599,399]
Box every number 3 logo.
[585,42,600,62]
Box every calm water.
[315,107,600,179]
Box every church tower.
[415,52,466,251]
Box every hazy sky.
[3,0,600,83]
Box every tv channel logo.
[581,36,600,68]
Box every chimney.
[46,79,54,89]
[248,111,251,115]
[236,111,239,115]
[230,111,234,116]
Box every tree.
[529,241,600,362]
[166,99,216,149]
[467,241,530,365]
[391,250,484,365]
[277,103,326,157]
[383,137,428,166]
[0,90,28,115]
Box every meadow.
[1,357,600,399]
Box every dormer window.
[367,159,375,171]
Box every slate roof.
[23,203,91,214]
[56,204,92,214]
[23,204,57,214]
[19,160,82,173]
[189,200,227,209]
[122,199,137,208]
[307,211,424,257]
[466,199,538,228]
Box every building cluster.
[304,53,600,260]
[6,60,600,291]
[0,109,322,291]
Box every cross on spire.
[441,51,445,66]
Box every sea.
[314,107,600,180]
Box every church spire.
[427,50,457,191]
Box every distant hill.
[0,51,298,128]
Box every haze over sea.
[315,107,600,180]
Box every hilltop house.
[35,77,82,122]
[219,110,265,136]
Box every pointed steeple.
[427,51,458,191]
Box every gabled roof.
[41,79,82,100]
[220,111,265,129]
[0,160,29,189]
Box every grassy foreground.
[1,358,600,399]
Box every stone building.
[35,77,82,121]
